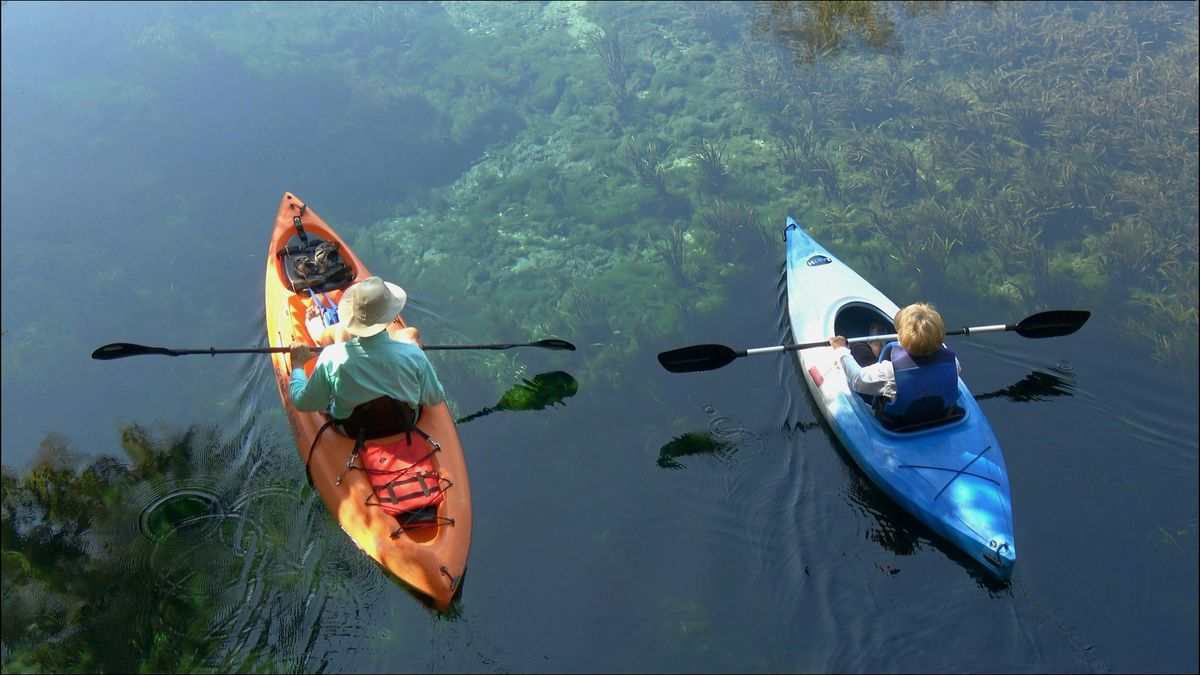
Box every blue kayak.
[784,216,1016,579]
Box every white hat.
[337,276,408,337]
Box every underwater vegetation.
[340,0,1197,383]
[1,420,397,673]
[3,1,1195,399]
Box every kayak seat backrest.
[278,234,354,294]
[878,404,966,433]
[335,396,419,440]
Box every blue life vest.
[876,341,960,428]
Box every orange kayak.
[264,192,472,610]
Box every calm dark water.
[2,2,1196,673]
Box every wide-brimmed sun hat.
[337,276,408,337]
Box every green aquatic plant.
[752,0,903,67]
[1120,261,1200,367]
[684,1,747,44]
[622,135,672,196]
[655,221,691,285]
[700,198,764,265]
[587,25,631,114]
[771,122,814,175]
[689,136,730,194]
[730,42,793,115]
[807,154,843,201]
[1087,218,1189,289]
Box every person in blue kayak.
[288,276,445,431]
[828,303,962,429]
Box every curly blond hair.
[895,303,945,357]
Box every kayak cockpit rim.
[828,300,974,436]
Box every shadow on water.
[454,370,578,424]
[656,430,737,470]
[974,365,1076,403]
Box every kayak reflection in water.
[829,303,963,430]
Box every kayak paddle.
[92,338,576,360]
[657,310,1091,374]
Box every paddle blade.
[657,344,740,373]
[91,343,172,360]
[534,338,577,351]
[1014,310,1091,338]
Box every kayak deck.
[784,217,1016,579]
[264,192,472,610]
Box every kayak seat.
[278,234,353,294]
[877,400,966,433]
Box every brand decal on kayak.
[806,255,832,267]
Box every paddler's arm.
[829,336,896,399]
[386,314,421,346]
[288,342,334,412]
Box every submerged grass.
[10,1,1193,392]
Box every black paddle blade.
[534,338,577,351]
[1014,310,1091,338]
[91,343,172,360]
[657,344,740,373]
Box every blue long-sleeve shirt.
[289,332,446,421]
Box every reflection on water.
[0,416,391,673]
[974,365,1077,403]
[657,431,735,470]
[455,370,578,424]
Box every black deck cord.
[292,202,309,245]
[336,426,370,486]
[304,418,337,487]
[350,428,440,478]
[335,428,455,536]
[371,473,453,506]
[306,401,454,533]
[933,445,992,501]
[360,434,452,527]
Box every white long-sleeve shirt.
[833,346,960,401]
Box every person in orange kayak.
[304,291,420,347]
[288,276,445,427]
[828,302,961,428]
